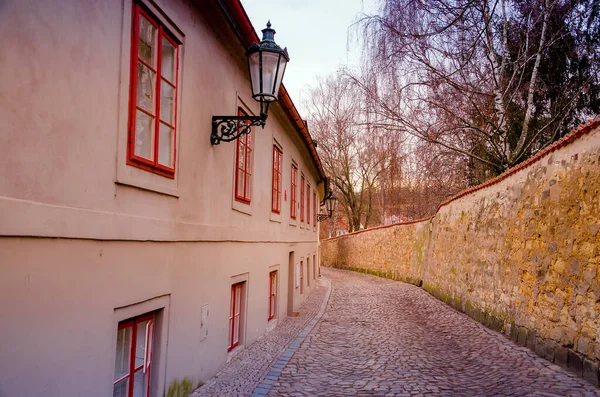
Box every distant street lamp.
[317,190,337,221]
[211,21,289,145]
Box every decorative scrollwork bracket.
[317,213,330,222]
[210,113,268,145]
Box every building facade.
[0,1,326,396]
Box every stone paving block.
[268,269,600,396]
[191,277,329,397]
[194,269,600,397]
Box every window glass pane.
[158,123,173,167]
[135,320,149,368]
[245,174,252,199]
[228,318,233,347]
[159,80,174,125]
[246,148,253,173]
[138,15,156,67]
[133,369,147,397]
[237,170,245,197]
[235,287,241,315]
[135,110,154,159]
[114,326,131,381]
[136,63,156,113]
[237,141,245,170]
[246,131,252,150]
[113,379,129,397]
[161,37,176,83]
[233,316,240,343]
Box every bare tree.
[352,0,600,180]
[306,73,389,232]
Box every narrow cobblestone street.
[200,268,600,396]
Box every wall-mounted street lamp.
[317,190,337,221]
[211,21,289,145]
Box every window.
[307,257,310,287]
[229,283,243,351]
[128,4,179,178]
[300,174,305,223]
[300,261,304,294]
[235,109,253,203]
[113,313,154,397]
[271,146,282,213]
[290,165,298,219]
[307,182,311,226]
[313,190,317,228]
[268,271,277,321]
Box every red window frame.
[228,283,243,351]
[113,313,154,397]
[300,261,304,294]
[290,165,298,219]
[313,190,317,228]
[271,146,282,213]
[300,174,305,222]
[268,271,277,321]
[307,182,311,225]
[235,108,253,203]
[128,4,180,178]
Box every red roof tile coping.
[323,115,600,242]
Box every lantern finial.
[261,21,276,43]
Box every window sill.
[232,199,252,215]
[115,176,179,198]
[270,211,282,223]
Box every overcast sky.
[241,0,379,115]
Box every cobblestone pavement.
[268,268,600,397]
[192,277,329,397]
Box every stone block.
[555,345,568,367]
[509,323,518,342]
[582,359,599,387]
[517,326,528,347]
[545,339,556,362]
[534,337,546,358]
[567,349,583,377]
[526,330,537,350]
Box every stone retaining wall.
[320,118,600,386]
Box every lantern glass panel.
[248,52,261,99]
[261,51,280,101]
[326,196,336,214]
[273,57,287,99]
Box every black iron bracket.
[211,113,268,145]
[317,213,331,222]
